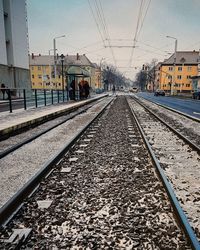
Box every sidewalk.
[0,94,107,139]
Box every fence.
[0,88,82,113]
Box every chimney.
[31,53,34,59]
[77,53,79,60]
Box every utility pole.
[53,35,65,83]
[166,36,177,95]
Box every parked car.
[192,91,200,100]
[130,87,138,93]
[154,89,165,96]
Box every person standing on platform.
[69,79,75,100]
[84,80,90,99]
[79,79,85,100]
[112,84,116,95]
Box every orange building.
[160,51,199,93]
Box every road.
[136,92,200,119]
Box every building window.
[168,75,172,79]
[38,66,41,70]
[169,66,173,71]
[186,84,190,87]
[178,67,182,71]
[177,75,182,79]
[31,66,34,70]
[187,66,192,71]
[32,74,34,78]
[38,75,42,79]
[186,75,191,79]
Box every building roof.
[67,66,90,77]
[29,54,94,67]
[162,51,200,65]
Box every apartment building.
[0,0,30,91]
[29,53,98,91]
[160,51,199,93]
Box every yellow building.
[29,54,63,90]
[29,53,96,90]
[160,51,199,93]
[93,63,103,90]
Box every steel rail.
[130,95,200,153]
[0,100,103,159]
[137,95,200,123]
[0,95,108,141]
[0,98,114,228]
[127,98,200,250]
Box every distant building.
[0,0,30,91]
[29,53,96,91]
[160,51,199,93]
[93,63,103,90]
[154,62,162,90]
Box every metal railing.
[0,87,103,113]
[0,88,86,113]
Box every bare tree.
[101,63,130,90]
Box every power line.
[137,0,152,38]
[88,0,117,66]
[128,0,151,67]
[128,0,145,67]
[88,0,106,47]
[97,0,117,66]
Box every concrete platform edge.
[0,95,108,138]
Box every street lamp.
[166,36,177,95]
[60,54,65,102]
[49,49,57,88]
[53,35,65,82]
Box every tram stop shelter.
[66,65,91,100]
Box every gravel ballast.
[0,96,190,249]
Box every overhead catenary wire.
[88,0,106,48]
[96,0,117,66]
[88,0,117,66]
[128,0,151,68]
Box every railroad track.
[131,95,200,149]
[128,96,200,247]
[0,98,105,159]
[0,96,199,249]
[0,97,113,210]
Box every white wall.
[0,0,29,69]
[10,0,29,69]
[0,0,7,65]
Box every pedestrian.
[78,79,85,100]
[112,85,116,95]
[69,80,75,100]
[84,80,90,98]
[1,83,6,100]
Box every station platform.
[0,94,107,139]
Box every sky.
[26,0,200,80]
